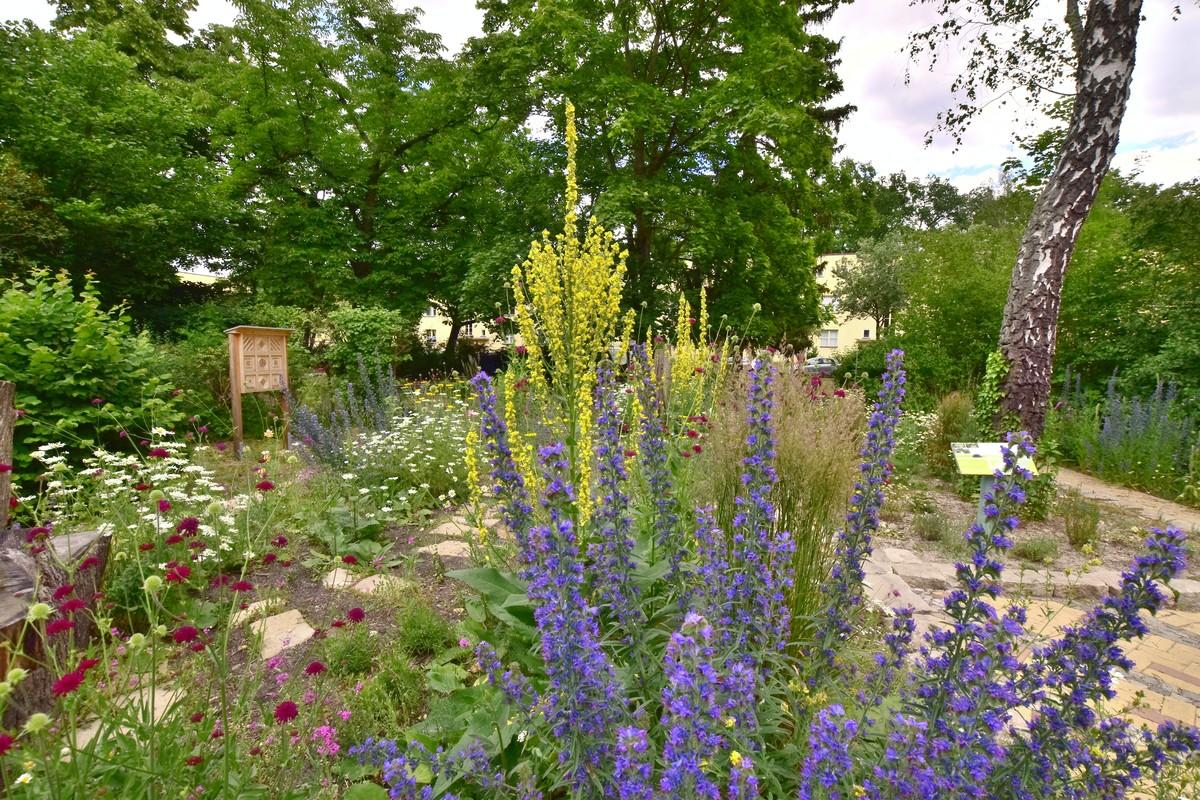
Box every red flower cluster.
[165,563,191,583]
[148,447,170,459]
[176,517,200,535]
[231,580,254,593]
[173,626,199,644]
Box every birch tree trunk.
[997,0,1143,437]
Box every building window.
[462,323,475,338]
[423,329,437,347]
[819,329,838,348]
[815,265,825,278]
[425,305,438,317]
[863,329,871,339]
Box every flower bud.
[24,712,50,733]
[27,602,52,622]
[148,489,166,503]
[6,667,28,685]
[128,633,146,649]
[143,575,163,594]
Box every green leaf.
[448,567,526,605]
[344,784,389,800]
[426,663,467,694]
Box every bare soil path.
[1057,467,1200,533]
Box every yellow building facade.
[814,254,877,358]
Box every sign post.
[226,326,293,457]
[951,442,1038,524]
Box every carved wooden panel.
[239,333,288,393]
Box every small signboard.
[226,326,292,455]
[951,442,1038,476]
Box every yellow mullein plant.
[511,100,629,521]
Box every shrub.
[395,601,453,658]
[913,511,952,542]
[925,391,978,479]
[1061,490,1101,549]
[327,304,416,376]
[0,269,181,479]
[1011,536,1059,564]
[324,625,376,675]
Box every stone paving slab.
[416,539,471,559]
[252,609,315,659]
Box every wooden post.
[228,330,244,459]
[0,380,14,527]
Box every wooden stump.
[0,530,111,729]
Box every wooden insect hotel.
[225,326,293,455]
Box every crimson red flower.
[210,574,231,588]
[148,447,169,459]
[0,464,11,473]
[255,480,275,492]
[138,542,155,552]
[157,499,172,513]
[78,658,100,672]
[190,712,204,723]
[52,669,85,696]
[185,755,203,767]
[134,482,151,491]
[341,554,358,565]
[0,732,13,755]
[176,517,200,535]
[692,444,703,454]
[77,555,100,571]
[330,618,345,628]
[347,607,365,623]
[25,526,50,543]
[189,641,205,652]
[188,540,206,550]
[52,584,75,601]
[834,388,847,398]
[231,580,254,592]
[166,565,191,583]
[304,660,327,676]
[262,553,277,565]
[273,700,298,723]
[8,496,17,509]
[271,535,288,548]
[58,598,86,614]
[173,626,199,644]
[46,618,75,636]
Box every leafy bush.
[1061,490,1101,549]
[324,625,376,676]
[327,304,416,376]
[395,601,453,658]
[0,270,181,480]
[913,511,952,542]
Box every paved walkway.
[1058,466,1200,532]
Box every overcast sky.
[7,0,1199,188]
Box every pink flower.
[271,535,288,548]
[176,517,199,535]
[311,725,340,757]
[166,564,191,583]
[303,689,316,705]
[148,448,169,459]
[339,709,351,721]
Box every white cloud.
[822,2,1200,188]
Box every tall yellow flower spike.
[510,100,628,517]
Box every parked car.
[803,356,839,376]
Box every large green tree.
[0,22,226,314]
[469,0,850,341]
[201,0,554,350]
